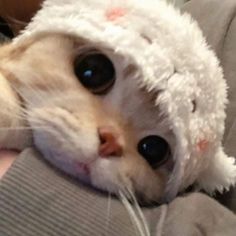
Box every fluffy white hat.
[18,0,236,200]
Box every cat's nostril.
[98,126,123,158]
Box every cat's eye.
[74,53,115,94]
[137,135,170,168]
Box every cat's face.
[3,33,175,202]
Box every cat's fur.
[0,33,175,202]
[0,0,235,203]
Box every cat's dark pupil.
[74,53,115,93]
[138,135,169,168]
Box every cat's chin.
[36,147,164,205]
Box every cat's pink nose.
[98,126,123,158]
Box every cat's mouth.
[75,162,90,175]
[74,157,98,177]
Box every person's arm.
[0,0,42,35]
[0,151,17,179]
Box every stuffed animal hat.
[17,0,236,200]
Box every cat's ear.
[196,147,236,194]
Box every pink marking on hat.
[197,139,209,152]
[106,7,126,21]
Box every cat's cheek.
[119,158,166,202]
[29,107,101,163]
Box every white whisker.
[8,81,42,107]
[125,187,150,236]
[104,192,111,236]
[119,190,146,236]
[118,183,151,236]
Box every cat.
[0,0,235,205]
[0,32,173,202]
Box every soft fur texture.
[0,33,171,202]
[0,0,235,202]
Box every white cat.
[0,0,235,204]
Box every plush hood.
[17,0,236,200]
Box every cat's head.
[3,33,174,203]
[1,0,231,203]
